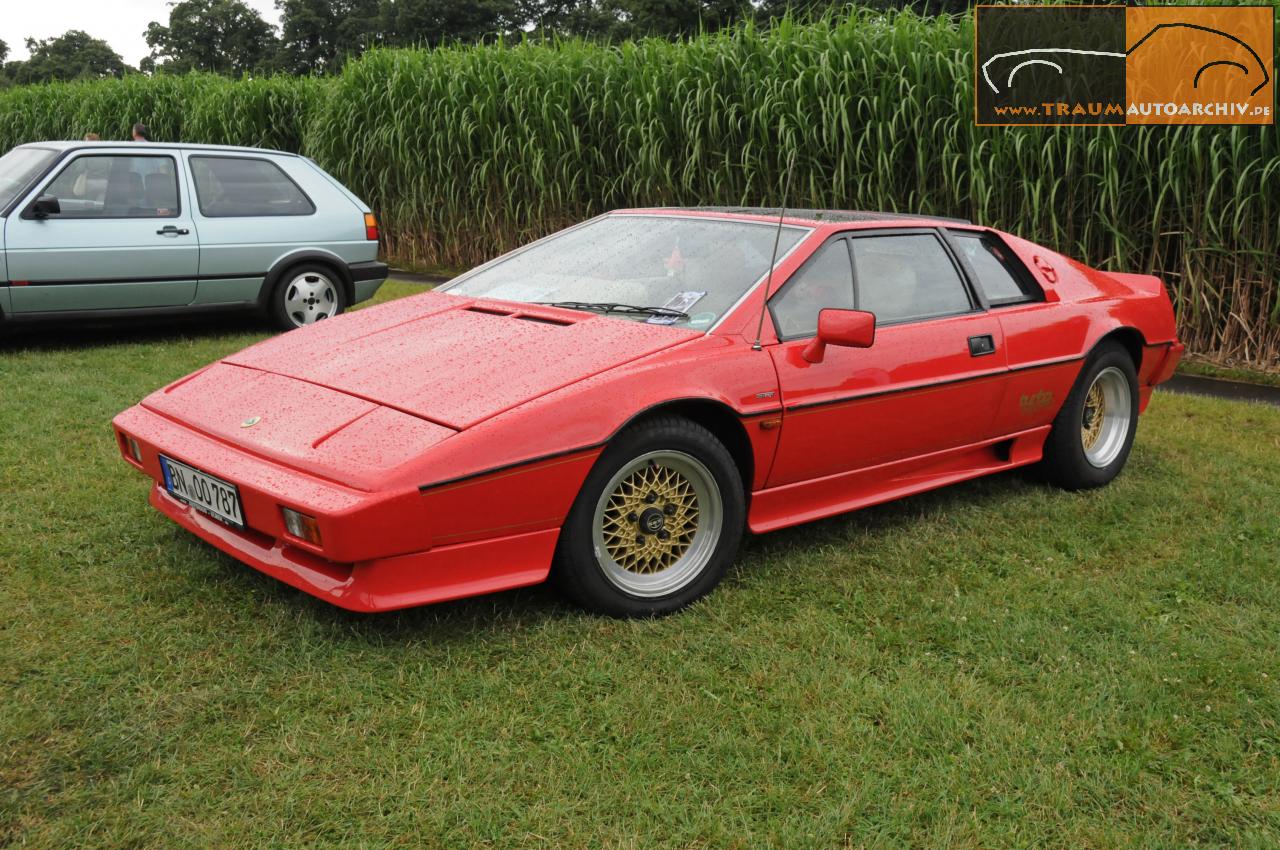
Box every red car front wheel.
[554,416,745,617]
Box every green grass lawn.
[2,281,1278,849]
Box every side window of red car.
[769,239,855,340]
[949,231,1042,305]
[850,234,972,325]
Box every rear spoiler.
[1107,272,1167,298]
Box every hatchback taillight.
[364,213,379,242]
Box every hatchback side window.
[850,234,971,324]
[769,239,855,340]
[40,155,179,219]
[950,231,1041,305]
[190,156,315,217]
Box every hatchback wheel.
[271,265,346,330]
[555,416,745,617]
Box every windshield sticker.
[647,290,707,324]
[687,311,717,329]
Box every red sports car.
[113,208,1183,616]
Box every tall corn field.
[0,10,1276,366]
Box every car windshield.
[0,146,57,213]
[445,215,809,330]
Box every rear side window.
[42,155,179,219]
[190,156,315,217]
[769,239,855,340]
[950,231,1040,305]
[850,234,972,324]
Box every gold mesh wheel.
[601,462,699,573]
[1080,366,1132,468]
[1082,381,1105,451]
[591,450,722,598]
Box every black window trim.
[766,232,856,343]
[768,226,985,341]
[20,152,183,221]
[188,153,316,219]
[849,227,983,326]
[941,227,1045,308]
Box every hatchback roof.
[21,140,297,157]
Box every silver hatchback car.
[0,142,387,330]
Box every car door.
[945,228,1083,437]
[184,153,324,305]
[5,151,198,313]
[766,229,1009,488]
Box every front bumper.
[115,401,572,612]
[150,484,556,612]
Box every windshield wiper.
[537,301,690,320]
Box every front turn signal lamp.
[281,507,322,546]
[364,213,379,242]
[122,433,142,463]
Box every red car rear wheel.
[1039,341,1139,490]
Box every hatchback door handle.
[157,226,190,236]
[968,334,996,357]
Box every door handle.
[968,334,996,357]
[157,226,190,236]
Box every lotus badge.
[240,416,262,428]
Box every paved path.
[390,270,452,286]
[1159,374,1280,407]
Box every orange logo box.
[975,5,1274,126]
[1127,6,1274,125]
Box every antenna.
[751,154,797,351]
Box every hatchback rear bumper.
[348,260,389,304]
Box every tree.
[533,0,753,40]
[10,31,128,84]
[276,0,381,74]
[0,39,8,65]
[756,0,969,19]
[376,0,526,46]
[145,0,279,75]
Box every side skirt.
[2,301,258,323]
[748,426,1051,534]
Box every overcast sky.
[3,1,283,67]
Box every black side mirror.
[30,195,61,219]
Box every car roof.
[612,206,972,228]
[19,141,298,157]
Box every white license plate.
[160,456,245,528]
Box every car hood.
[143,362,457,489]
[222,291,701,431]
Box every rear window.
[189,156,315,218]
[950,231,1040,305]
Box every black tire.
[270,263,347,330]
[553,416,746,617]
[1039,341,1139,490]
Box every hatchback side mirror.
[801,308,876,363]
[30,195,61,219]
